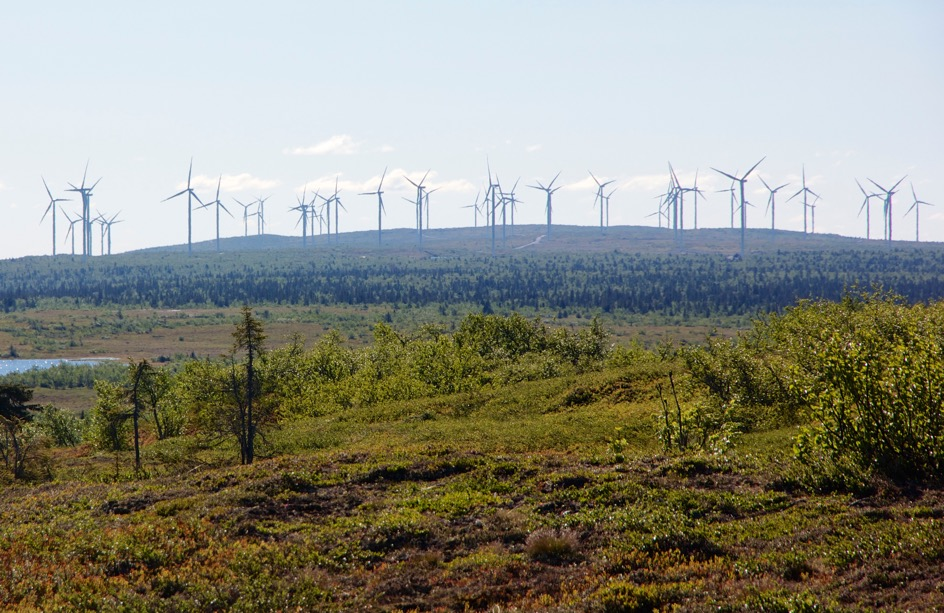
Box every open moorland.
[1,226,943,611]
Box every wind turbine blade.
[758,175,772,191]
[890,176,907,192]
[589,170,601,187]
[668,162,679,186]
[42,177,56,201]
[711,167,739,183]
[162,190,187,202]
[868,178,887,193]
[549,171,561,188]
[742,156,765,179]
[855,178,868,197]
[379,166,387,190]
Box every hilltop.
[127,224,932,257]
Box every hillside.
[130,224,933,256]
[4,226,944,319]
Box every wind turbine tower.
[711,157,765,258]
[65,162,101,261]
[589,171,615,234]
[200,176,232,252]
[787,166,819,235]
[758,176,789,231]
[62,211,82,257]
[905,183,934,242]
[162,159,204,254]
[855,179,879,240]
[404,171,430,246]
[527,171,561,238]
[868,176,907,242]
[41,177,70,256]
[359,167,387,246]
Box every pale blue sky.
[2,1,942,257]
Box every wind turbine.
[234,199,255,237]
[868,176,907,242]
[404,170,430,246]
[604,187,617,228]
[359,167,387,246]
[528,171,561,238]
[667,163,683,238]
[308,191,322,239]
[95,211,122,255]
[331,182,344,242]
[162,159,204,254]
[855,179,879,240]
[255,195,270,235]
[589,171,615,233]
[41,177,70,256]
[104,212,122,255]
[711,157,765,257]
[290,185,314,247]
[503,178,520,237]
[786,165,819,234]
[199,176,232,252]
[716,177,738,229]
[461,191,483,228]
[317,177,341,240]
[62,210,84,257]
[905,183,934,242]
[483,159,502,255]
[65,162,101,261]
[689,170,707,230]
[758,176,789,231]
[424,187,440,231]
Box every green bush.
[33,406,83,447]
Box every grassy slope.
[2,368,942,611]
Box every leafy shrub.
[689,291,944,481]
[595,581,680,613]
[784,293,944,481]
[33,405,83,446]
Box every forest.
[3,243,944,320]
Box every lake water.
[0,358,109,376]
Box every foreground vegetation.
[1,293,943,610]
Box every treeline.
[4,247,944,316]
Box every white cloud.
[0,180,6,191]
[525,144,542,153]
[376,144,395,153]
[284,134,362,156]
[187,173,280,193]
[299,169,475,197]
[427,178,476,193]
[619,173,672,192]
[562,175,606,192]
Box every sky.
[1,1,942,258]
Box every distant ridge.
[126,224,938,258]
